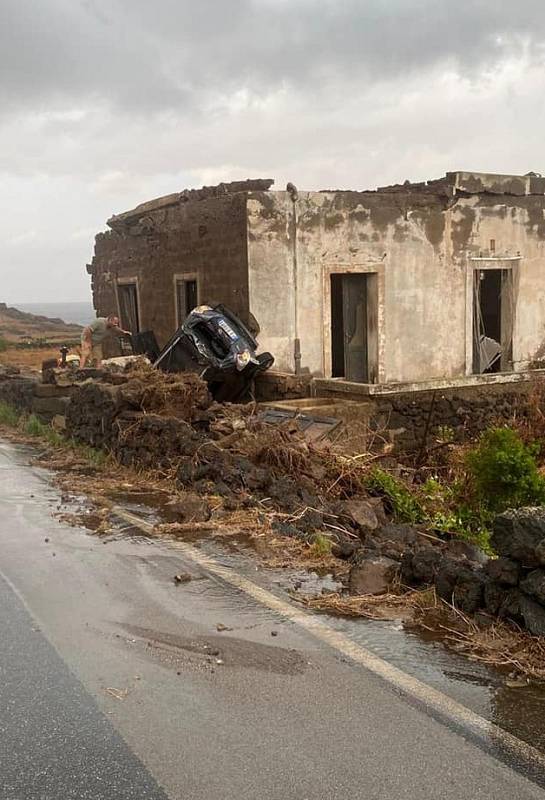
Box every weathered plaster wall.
[247,185,545,383]
[247,192,295,371]
[248,187,460,381]
[89,173,545,386]
[89,193,250,347]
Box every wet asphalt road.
[2,439,545,799]
[0,577,166,800]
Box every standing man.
[80,314,131,368]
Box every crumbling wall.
[313,378,541,454]
[450,194,545,372]
[247,178,545,384]
[89,187,257,347]
[254,371,312,402]
[247,187,460,380]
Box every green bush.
[365,468,424,524]
[311,532,333,556]
[24,414,46,437]
[465,427,545,513]
[0,401,20,426]
[0,335,8,352]
[71,440,108,467]
[22,414,64,446]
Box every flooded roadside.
[72,476,545,755]
[4,435,545,758]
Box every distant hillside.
[0,302,82,343]
[14,301,94,326]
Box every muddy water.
[54,483,545,755]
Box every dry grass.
[153,507,349,575]
[298,587,433,620]
[509,378,545,454]
[0,419,347,574]
[0,347,62,369]
[415,597,545,681]
[299,586,545,682]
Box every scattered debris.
[300,587,545,682]
[174,573,192,584]
[104,687,130,701]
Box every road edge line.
[113,507,545,776]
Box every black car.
[147,305,274,401]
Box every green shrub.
[365,468,424,524]
[465,427,545,513]
[0,335,8,352]
[311,532,333,556]
[0,401,20,426]
[22,414,64,446]
[24,414,47,437]
[70,440,108,467]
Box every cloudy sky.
[2,0,545,303]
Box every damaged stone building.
[88,171,545,393]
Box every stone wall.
[313,379,538,454]
[369,382,533,453]
[398,506,545,637]
[89,185,258,347]
[254,372,312,402]
[0,367,75,422]
[0,369,36,412]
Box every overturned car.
[137,305,274,402]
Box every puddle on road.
[104,492,545,752]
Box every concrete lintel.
[313,370,545,397]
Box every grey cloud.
[2,0,545,115]
[2,0,545,302]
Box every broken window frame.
[174,273,199,327]
[116,278,141,334]
[467,257,519,377]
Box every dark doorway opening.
[473,269,513,374]
[331,273,377,383]
[117,283,140,333]
[176,278,198,325]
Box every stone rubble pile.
[349,504,545,636]
[4,361,545,638]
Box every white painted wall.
[247,188,545,384]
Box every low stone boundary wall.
[0,368,37,412]
[320,380,536,453]
[255,372,312,402]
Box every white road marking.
[115,507,545,771]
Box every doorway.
[472,268,513,374]
[331,273,377,382]
[117,282,140,333]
